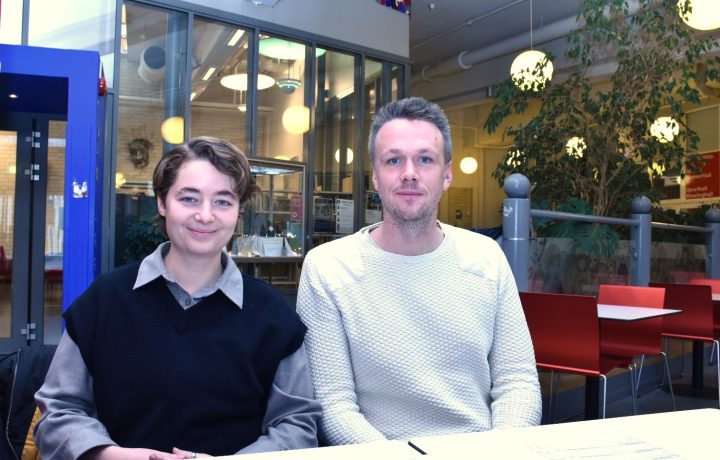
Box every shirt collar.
[134,241,245,309]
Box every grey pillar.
[502,174,531,292]
[630,196,652,286]
[705,208,720,279]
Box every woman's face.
[157,158,239,263]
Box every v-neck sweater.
[63,262,305,456]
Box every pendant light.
[677,0,720,31]
[510,0,553,92]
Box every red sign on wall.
[685,151,720,199]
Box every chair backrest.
[690,278,720,294]
[597,284,665,358]
[650,282,714,340]
[597,284,665,308]
[519,291,600,376]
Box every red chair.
[689,278,720,364]
[520,291,635,420]
[650,282,720,406]
[597,284,674,412]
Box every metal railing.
[501,174,720,291]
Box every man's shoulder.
[442,224,507,276]
[302,232,366,288]
[305,232,364,263]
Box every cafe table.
[581,303,682,419]
[408,408,719,459]
[214,440,421,460]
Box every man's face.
[372,118,452,226]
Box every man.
[297,97,541,445]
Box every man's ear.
[443,162,452,190]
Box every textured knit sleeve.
[487,251,542,427]
[296,251,387,445]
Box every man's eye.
[387,158,400,165]
[419,157,433,164]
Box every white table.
[597,303,682,321]
[712,293,720,301]
[409,408,720,459]
[214,440,420,460]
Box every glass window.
[312,49,359,247]
[190,18,250,153]
[28,0,116,87]
[256,35,313,162]
[361,59,403,226]
[0,0,23,45]
[114,2,188,267]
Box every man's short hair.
[368,97,452,164]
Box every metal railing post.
[502,174,531,292]
[705,208,720,279]
[630,196,652,286]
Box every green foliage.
[485,0,720,218]
[535,198,620,257]
[124,215,167,262]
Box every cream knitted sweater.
[297,222,541,445]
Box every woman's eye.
[180,196,197,204]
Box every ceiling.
[408,0,582,73]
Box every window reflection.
[312,50,358,246]
[190,18,250,152]
[114,1,187,267]
[256,35,313,162]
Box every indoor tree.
[485,0,720,220]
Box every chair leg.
[547,370,555,424]
[600,374,607,419]
[660,351,676,411]
[628,363,638,415]
[636,355,645,392]
[714,340,720,408]
[679,339,686,378]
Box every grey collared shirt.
[34,242,320,458]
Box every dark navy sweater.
[64,263,305,456]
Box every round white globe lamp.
[334,148,354,164]
[510,50,553,91]
[161,116,184,144]
[677,0,720,30]
[459,157,478,174]
[282,105,310,134]
[650,116,680,143]
[566,136,586,158]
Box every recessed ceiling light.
[9,94,18,99]
[227,29,245,47]
[201,67,216,81]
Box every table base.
[664,383,720,400]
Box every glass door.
[0,114,63,354]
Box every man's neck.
[370,220,445,256]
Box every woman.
[34,137,320,459]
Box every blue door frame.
[0,43,106,312]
